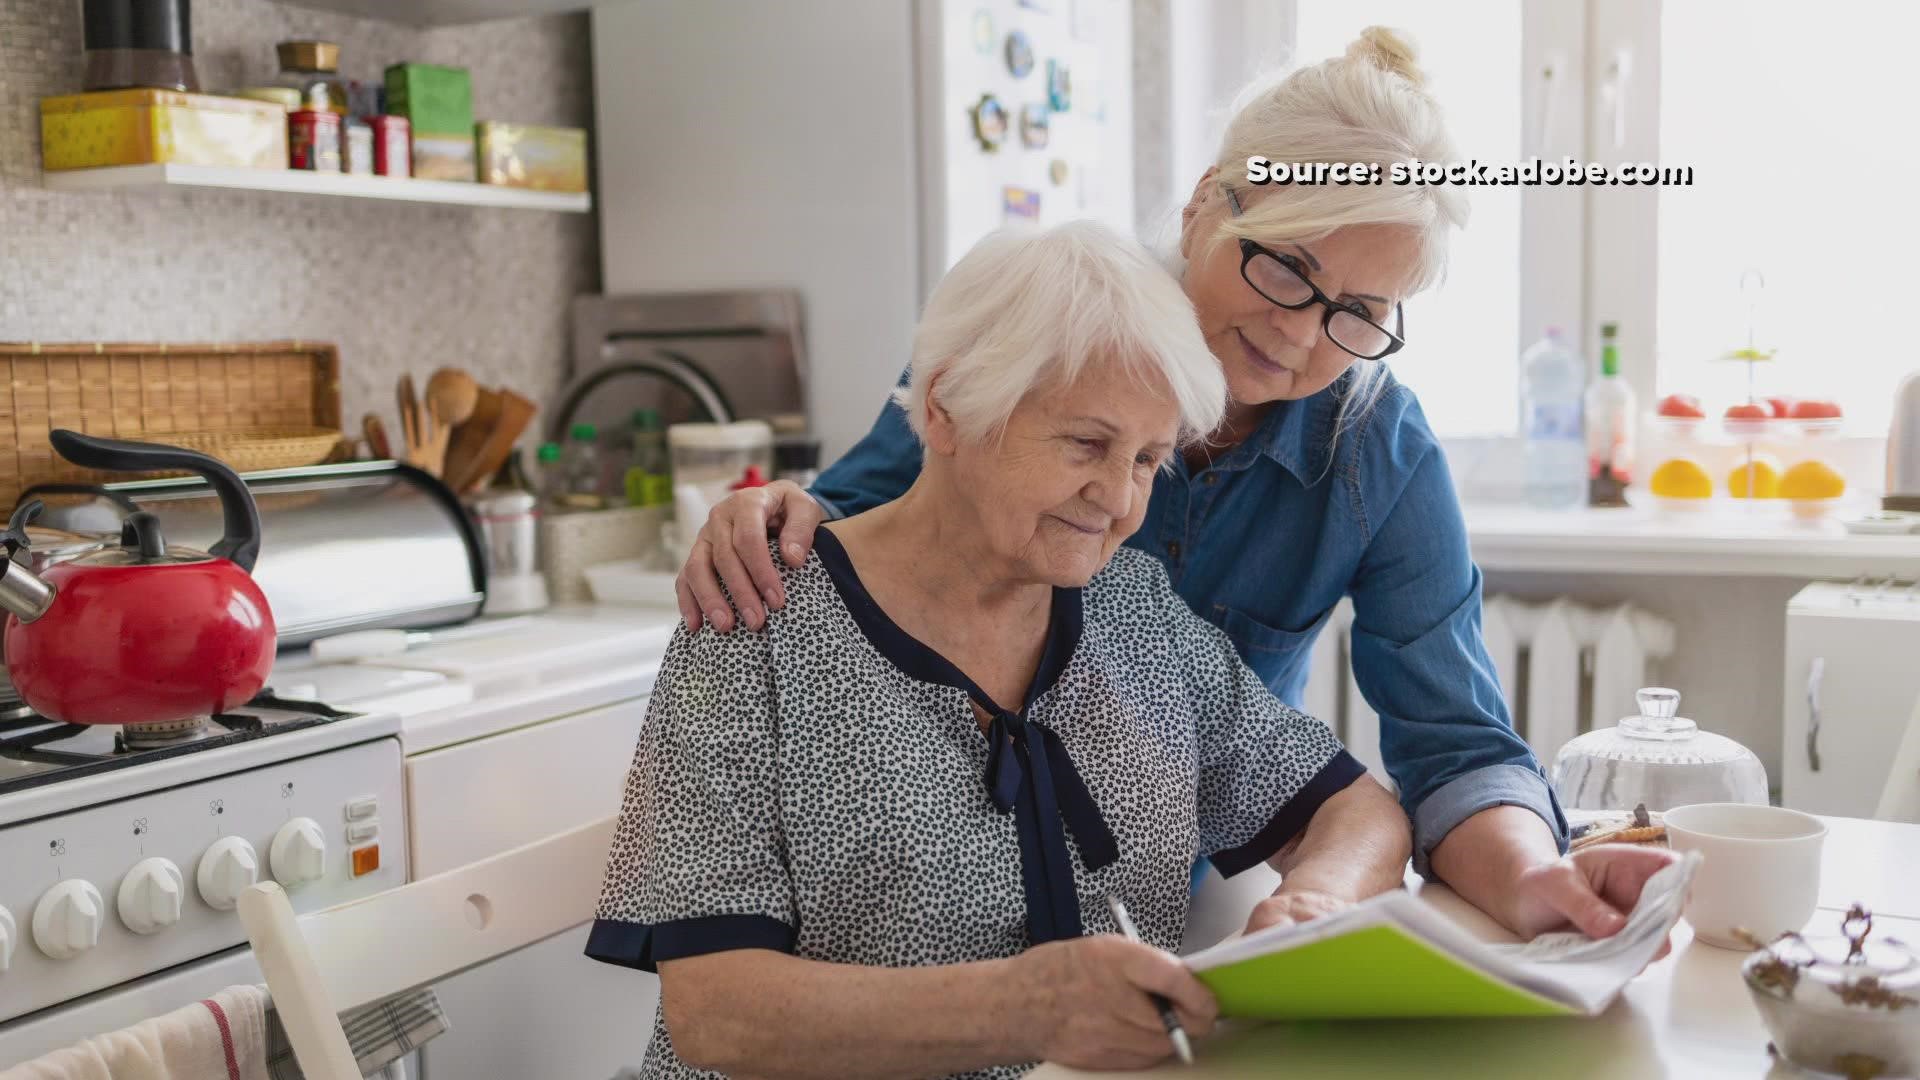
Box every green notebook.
[1184,852,1699,1020]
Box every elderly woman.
[586,221,1410,1078]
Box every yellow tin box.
[41,90,289,171]
[476,121,587,192]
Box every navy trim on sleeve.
[584,914,796,973]
[1207,750,1370,878]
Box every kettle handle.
[47,430,262,573]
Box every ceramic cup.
[1664,803,1826,950]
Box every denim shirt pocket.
[1215,605,1336,695]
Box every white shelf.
[1466,502,1920,578]
[41,163,591,212]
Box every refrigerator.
[591,0,1135,461]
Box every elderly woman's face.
[1181,185,1421,407]
[938,364,1178,587]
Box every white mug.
[1664,803,1826,950]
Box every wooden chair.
[1876,693,1920,823]
[238,816,616,1080]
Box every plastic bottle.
[1521,327,1587,510]
[623,409,672,507]
[535,441,565,509]
[558,424,607,511]
[1584,322,1637,507]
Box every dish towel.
[0,984,270,1080]
[263,987,449,1080]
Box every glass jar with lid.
[1743,904,1920,1077]
[276,40,347,115]
[1551,686,1769,812]
[668,420,773,511]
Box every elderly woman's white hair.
[896,220,1226,447]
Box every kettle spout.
[0,499,55,622]
[0,559,55,622]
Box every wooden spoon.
[362,413,392,460]
[425,367,480,427]
[396,374,421,454]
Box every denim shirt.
[811,369,1569,874]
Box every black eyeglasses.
[1236,238,1407,361]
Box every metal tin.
[344,119,373,175]
[289,108,341,171]
[275,41,340,74]
[369,114,410,177]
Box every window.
[1296,1,1526,437]
[1655,1,1917,432]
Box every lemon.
[1778,461,1846,500]
[1727,456,1782,498]
[1650,458,1713,499]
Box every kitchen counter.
[1039,814,1920,1079]
[1466,502,1920,578]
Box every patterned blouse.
[587,527,1365,1078]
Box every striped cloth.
[263,988,448,1080]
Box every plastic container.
[668,420,773,511]
[1521,328,1586,510]
[557,423,606,511]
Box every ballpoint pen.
[1105,895,1194,1067]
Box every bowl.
[1743,906,1920,1078]
[1790,497,1844,521]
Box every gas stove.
[0,691,406,1028]
[0,695,356,798]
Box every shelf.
[41,163,591,212]
[1466,502,1920,579]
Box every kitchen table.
[1035,815,1919,1079]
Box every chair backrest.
[1876,693,1920,823]
[239,816,616,1080]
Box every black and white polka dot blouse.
[587,527,1366,1079]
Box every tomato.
[1789,399,1842,419]
[1725,403,1770,420]
[1657,394,1706,419]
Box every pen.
[1105,895,1194,1067]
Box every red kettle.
[0,430,275,730]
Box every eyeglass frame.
[1222,186,1408,362]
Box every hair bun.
[1347,25,1425,89]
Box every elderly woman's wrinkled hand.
[1012,934,1218,1070]
[675,479,824,633]
[1242,887,1353,935]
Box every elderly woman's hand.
[1013,935,1218,1069]
[675,480,824,633]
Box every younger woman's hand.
[1013,934,1217,1070]
[675,480,824,632]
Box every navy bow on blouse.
[982,707,1119,944]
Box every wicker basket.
[540,504,673,605]
[0,341,342,506]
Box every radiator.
[1301,597,1677,782]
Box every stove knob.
[0,906,15,973]
[270,818,327,889]
[32,879,104,960]
[197,837,260,911]
[117,857,185,934]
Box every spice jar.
[276,40,347,114]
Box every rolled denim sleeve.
[808,370,923,520]
[1346,395,1569,877]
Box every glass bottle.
[1584,322,1637,507]
[623,409,673,507]
[558,423,606,511]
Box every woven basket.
[0,341,342,507]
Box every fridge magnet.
[1047,59,1072,111]
[970,93,1010,152]
[1004,30,1035,78]
[1049,158,1070,186]
[1019,103,1051,149]
[1003,185,1041,221]
[970,9,995,53]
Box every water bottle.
[1522,328,1587,509]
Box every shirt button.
[1166,540,1182,559]
[1203,473,1220,486]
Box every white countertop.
[1038,814,1920,1079]
[1466,502,1920,578]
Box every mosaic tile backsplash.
[0,0,599,444]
